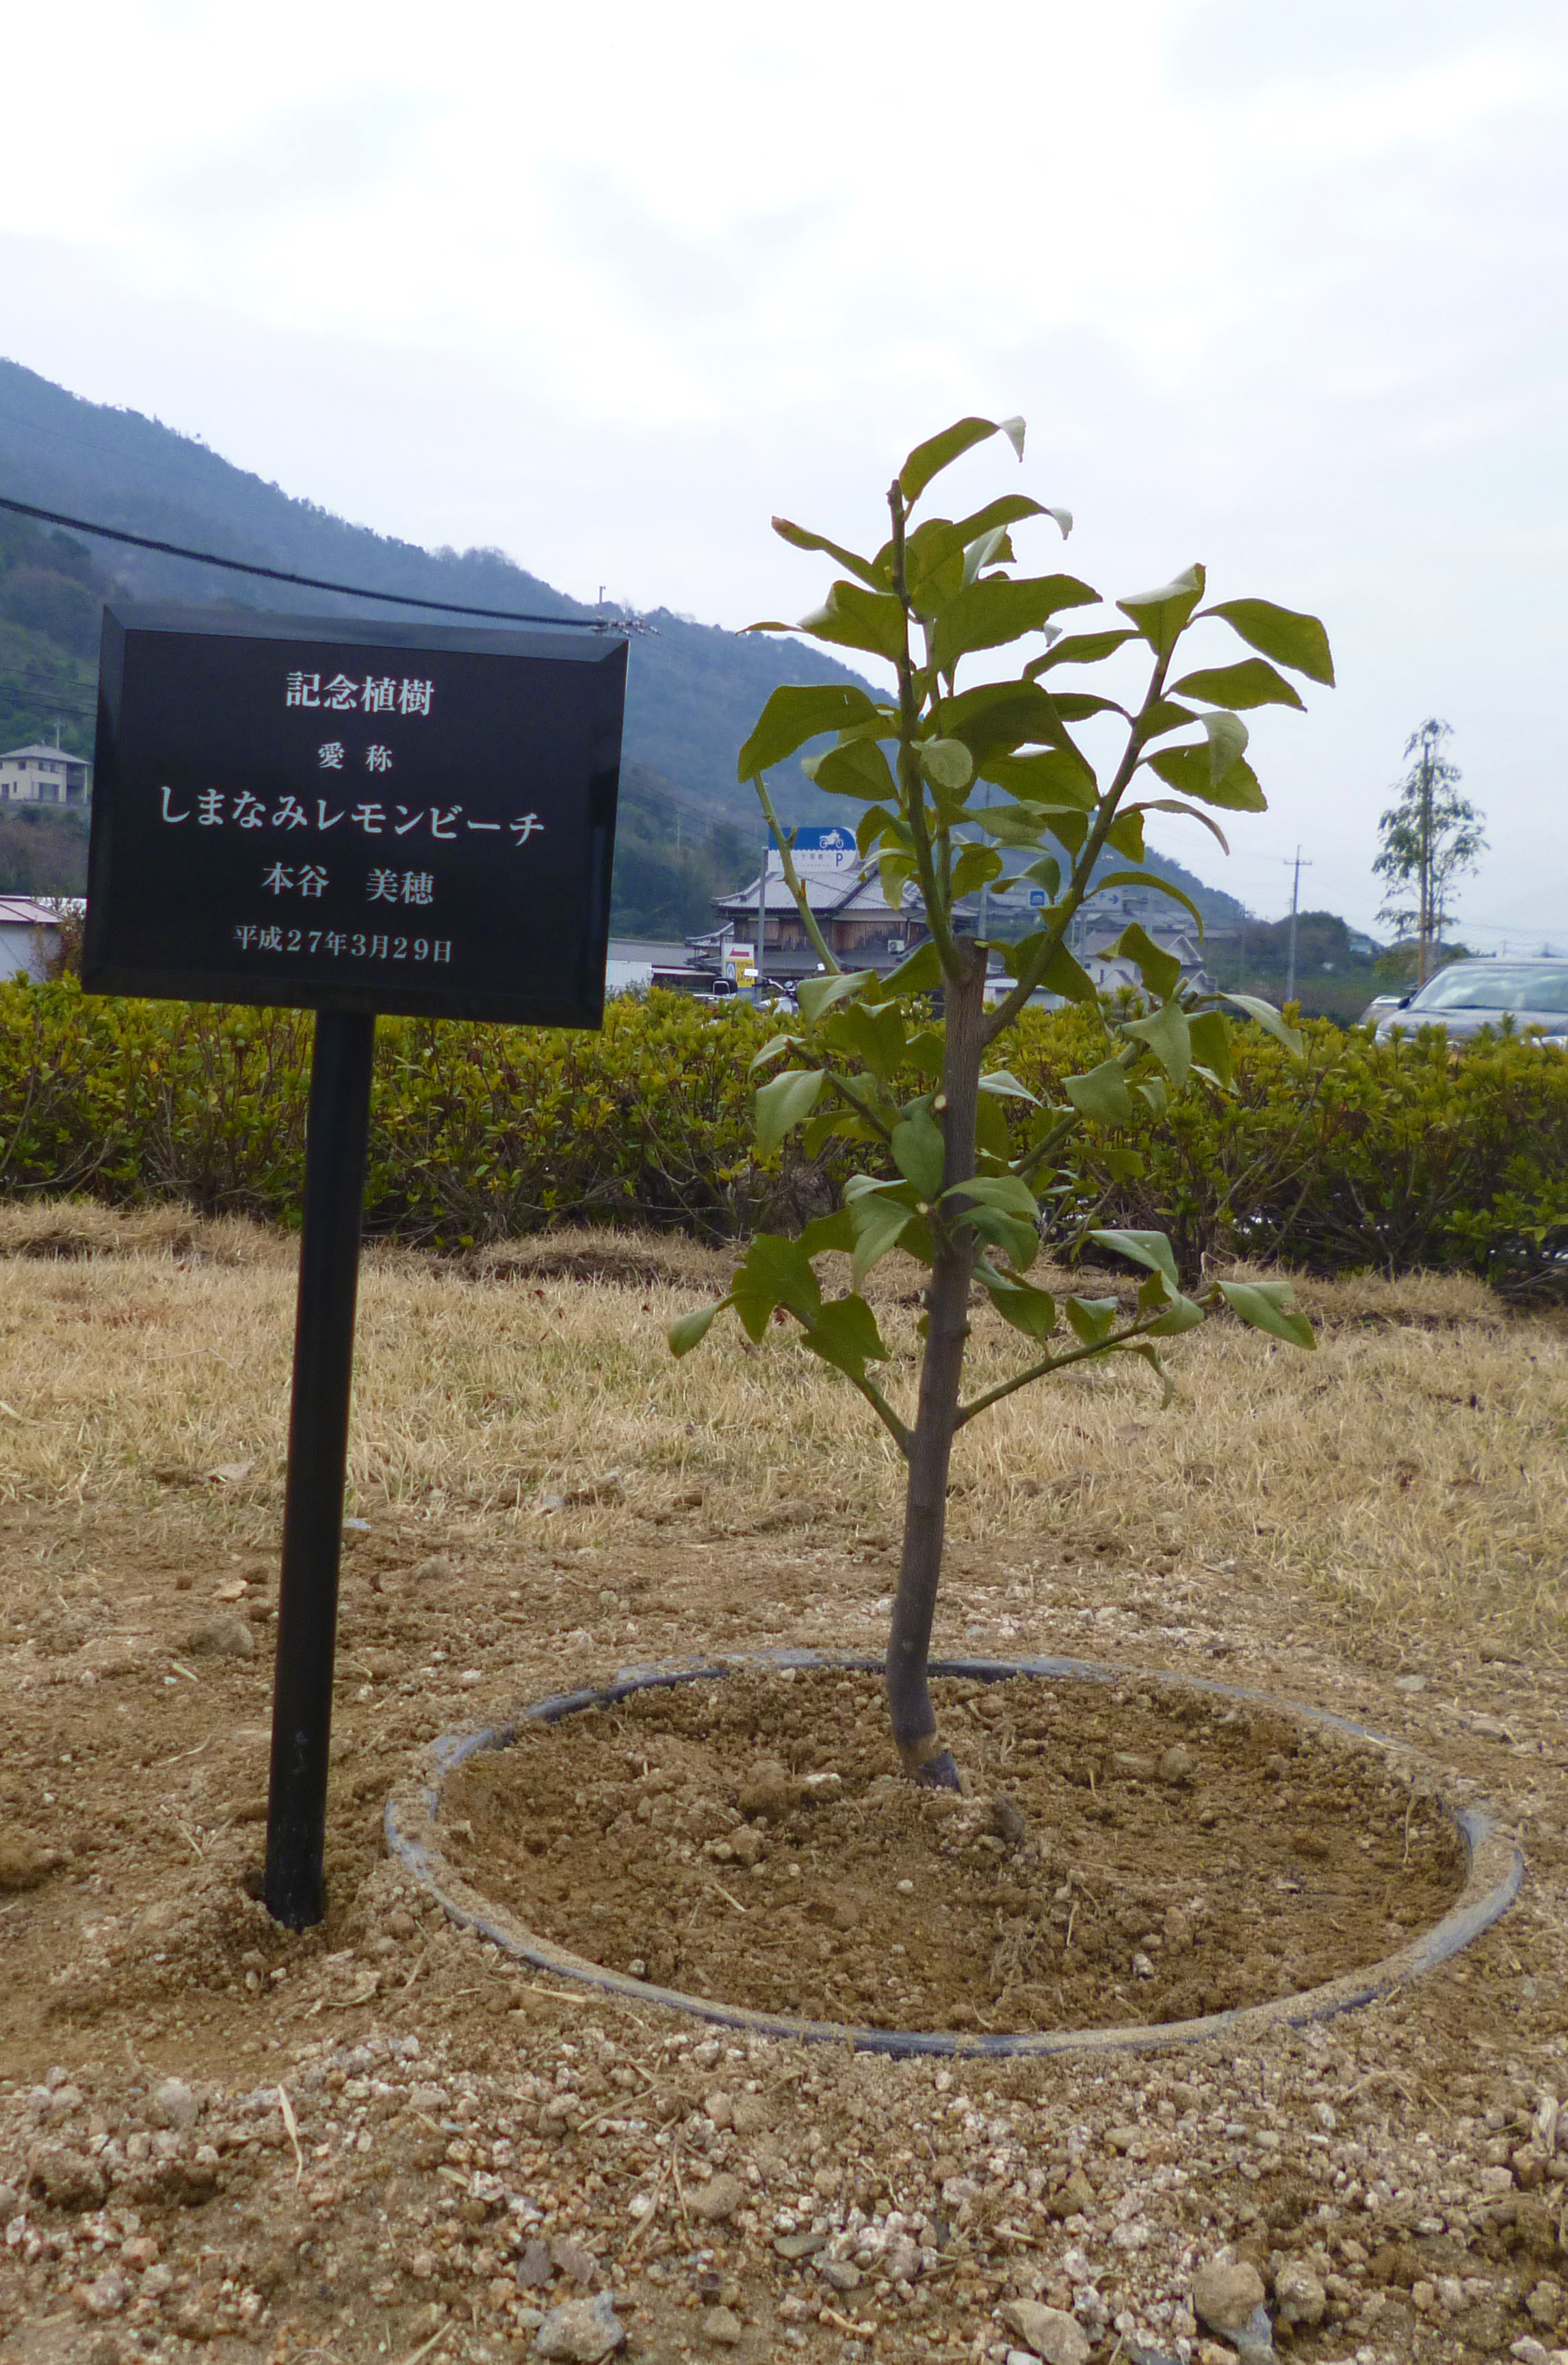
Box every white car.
[1364,957,1568,1045]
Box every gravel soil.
[1,1248,1567,2365]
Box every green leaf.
[1065,1295,1119,1345]
[802,1293,890,1384]
[669,1301,722,1357]
[1200,709,1249,781]
[1064,1057,1135,1126]
[1186,1008,1233,1087]
[796,580,909,664]
[830,1000,909,1081]
[977,799,1054,848]
[900,414,1025,504]
[1001,934,1099,1005]
[1138,1076,1168,1120]
[978,1267,1058,1343]
[982,749,1097,810]
[1128,1340,1176,1408]
[1097,869,1207,933]
[891,1102,945,1198]
[881,939,944,998]
[1125,800,1232,858]
[797,970,867,1026]
[1145,742,1267,814]
[1199,598,1335,686]
[1090,1229,1180,1290]
[1169,657,1306,712]
[1116,565,1206,658]
[797,1209,857,1258]
[950,842,1004,900]
[945,1172,1040,1219]
[747,1031,798,1074]
[900,517,969,613]
[932,575,1101,675]
[1123,998,1192,1087]
[965,1208,1041,1269]
[943,682,1094,773]
[1215,1278,1316,1351]
[849,1191,916,1287]
[1104,807,1145,862]
[1144,1291,1205,1337]
[918,737,975,792]
[737,682,883,779]
[1031,627,1140,671]
[771,517,886,591]
[878,847,916,907]
[755,1067,826,1155]
[730,1234,823,1340]
[802,736,899,803]
[951,493,1068,545]
[1020,854,1063,899]
[1220,992,1305,1057]
[977,1068,1038,1104]
[1112,922,1184,1001]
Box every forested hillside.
[0,355,1260,949]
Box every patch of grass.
[0,1204,1562,1660]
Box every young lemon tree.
[670,415,1333,1790]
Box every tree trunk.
[887,938,988,1785]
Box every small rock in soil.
[181,1615,254,1660]
[820,2259,861,2292]
[534,2290,625,2361]
[150,2076,198,2130]
[517,2238,554,2287]
[998,2299,1091,2365]
[737,1759,798,1822]
[1272,2260,1325,2325]
[700,2305,744,2346]
[551,2236,597,2285]
[1190,2258,1267,2336]
[692,2171,744,2222]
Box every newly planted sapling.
[670,416,1332,1789]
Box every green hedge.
[1,979,1564,1290]
[1003,1004,1568,1296]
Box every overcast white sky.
[3,0,1565,935]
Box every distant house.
[699,842,1213,997]
[0,743,92,809]
[703,829,919,981]
[0,896,63,982]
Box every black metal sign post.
[83,606,626,1928]
[264,1010,376,1925]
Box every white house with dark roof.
[0,896,64,982]
[0,743,92,809]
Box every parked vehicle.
[1363,957,1568,1044]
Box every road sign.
[84,606,626,1029]
[83,606,627,1930]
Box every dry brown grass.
[0,1204,1563,1659]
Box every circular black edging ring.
[384,1649,1524,2060]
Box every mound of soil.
[442,1666,1467,2036]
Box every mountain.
[0,355,1255,953]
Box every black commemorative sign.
[83,605,627,1027]
[79,602,628,1933]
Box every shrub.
[0,979,1562,1293]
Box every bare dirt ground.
[0,1207,1566,2365]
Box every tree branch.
[751,774,841,977]
[953,1320,1153,1427]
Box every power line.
[0,492,629,632]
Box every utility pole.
[1283,847,1313,1005]
[754,833,770,1005]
